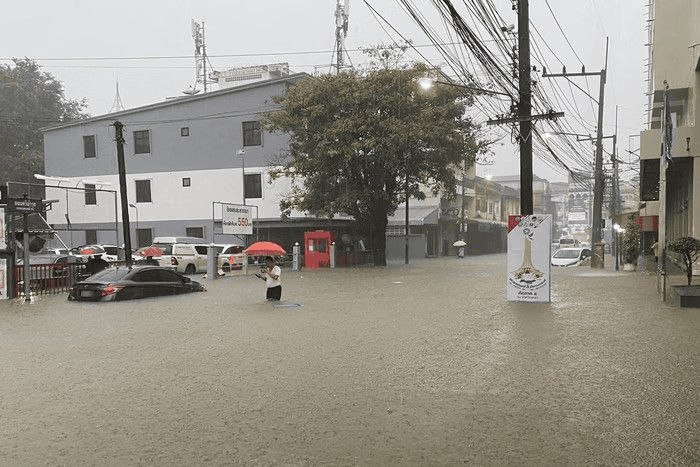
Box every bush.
[667,237,700,286]
[622,215,641,264]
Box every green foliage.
[0,59,88,184]
[622,215,641,264]
[667,236,700,286]
[264,64,482,265]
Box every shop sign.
[222,204,253,235]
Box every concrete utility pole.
[114,121,133,266]
[542,37,609,268]
[486,0,563,214]
[612,106,619,272]
[517,0,533,215]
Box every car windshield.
[87,268,131,282]
[554,249,581,259]
[559,239,575,245]
[104,246,118,255]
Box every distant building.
[210,63,290,89]
[490,175,555,217]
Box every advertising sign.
[0,258,7,299]
[222,204,253,235]
[0,208,5,250]
[506,214,552,303]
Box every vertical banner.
[507,214,552,303]
[0,258,7,299]
[0,207,5,250]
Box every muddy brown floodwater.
[0,255,698,464]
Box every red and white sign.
[0,258,7,299]
[507,214,552,303]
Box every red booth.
[304,230,334,269]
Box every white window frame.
[243,172,264,200]
[83,134,97,159]
[135,178,153,204]
[133,129,152,155]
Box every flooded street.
[1,255,698,464]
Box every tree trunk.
[369,215,389,267]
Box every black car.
[68,266,205,302]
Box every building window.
[185,227,204,239]
[135,179,152,203]
[182,177,191,187]
[244,173,262,199]
[133,130,151,154]
[136,228,153,248]
[640,159,660,201]
[84,184,97,205]
[180,127,189,137]
[242,121,261,146]
[85,229,97,245]
[83,135,96,158]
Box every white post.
[330,242,336,268]
[206,243,217,280]
[293,242,300,271]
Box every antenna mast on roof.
[109,80,125,113]
[334,0,350,73]
[186,19,211,94]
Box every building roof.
[491,174,548,183]
[41,72,311,132]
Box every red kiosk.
[304,230,334,269]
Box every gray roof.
[42,72,311,132]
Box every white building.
[41,73,351,250]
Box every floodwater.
[0,255,698,464]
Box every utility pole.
[543,37,609,268]
[114,121,133,266]
[460,154,467,238]
[517,0,533,215]
[487,0,563,213]
[612,106,619,272]
[405,161,409,265]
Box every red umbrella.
[79,247,96,255]
[137,246,163,258]
[244,241,286,256]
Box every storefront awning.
[388,205,440,226]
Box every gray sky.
[1,0,645,182]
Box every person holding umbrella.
[245,242,286,301]
[453,239,467,259]
[257,256,282,301]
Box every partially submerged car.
[68,266,205,301]
[551,247,592,267]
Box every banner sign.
[507,214,552,303]
[8,198,43,213]
[0,208,5,250]
[568,211,587,222]
[0,258,7,299]
[222,204,253,235]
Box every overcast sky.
[1,0,645,182]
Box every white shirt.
[266,265,281,288]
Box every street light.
[418,76,512,97]
[237,148,246,206]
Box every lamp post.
[237,148,246,206]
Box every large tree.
[265,64,481,266]
[0,58,88,185]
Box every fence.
[13,261,128,297]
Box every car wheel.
[184,264,196,275]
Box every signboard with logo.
[568,211,587,222]
[0,208,6,250]
[507,214,552,303]
[222,204,253,235]
[0,258,7,299]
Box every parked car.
[68,266,205,301]
[39,248,70,256]
[558,237,580,248]
[153,242,208,274]
[214,244,246,271]
[551,247,592,267]
[71,244,123,262]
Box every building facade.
[639,0,700,245]
[41,73,351,251]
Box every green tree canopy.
[668,236,700,286]
[0,58,88,184]
[264,64,482,265]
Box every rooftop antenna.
[109,80,125,113]
[334,0,350,73]
[186,19,210,94]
